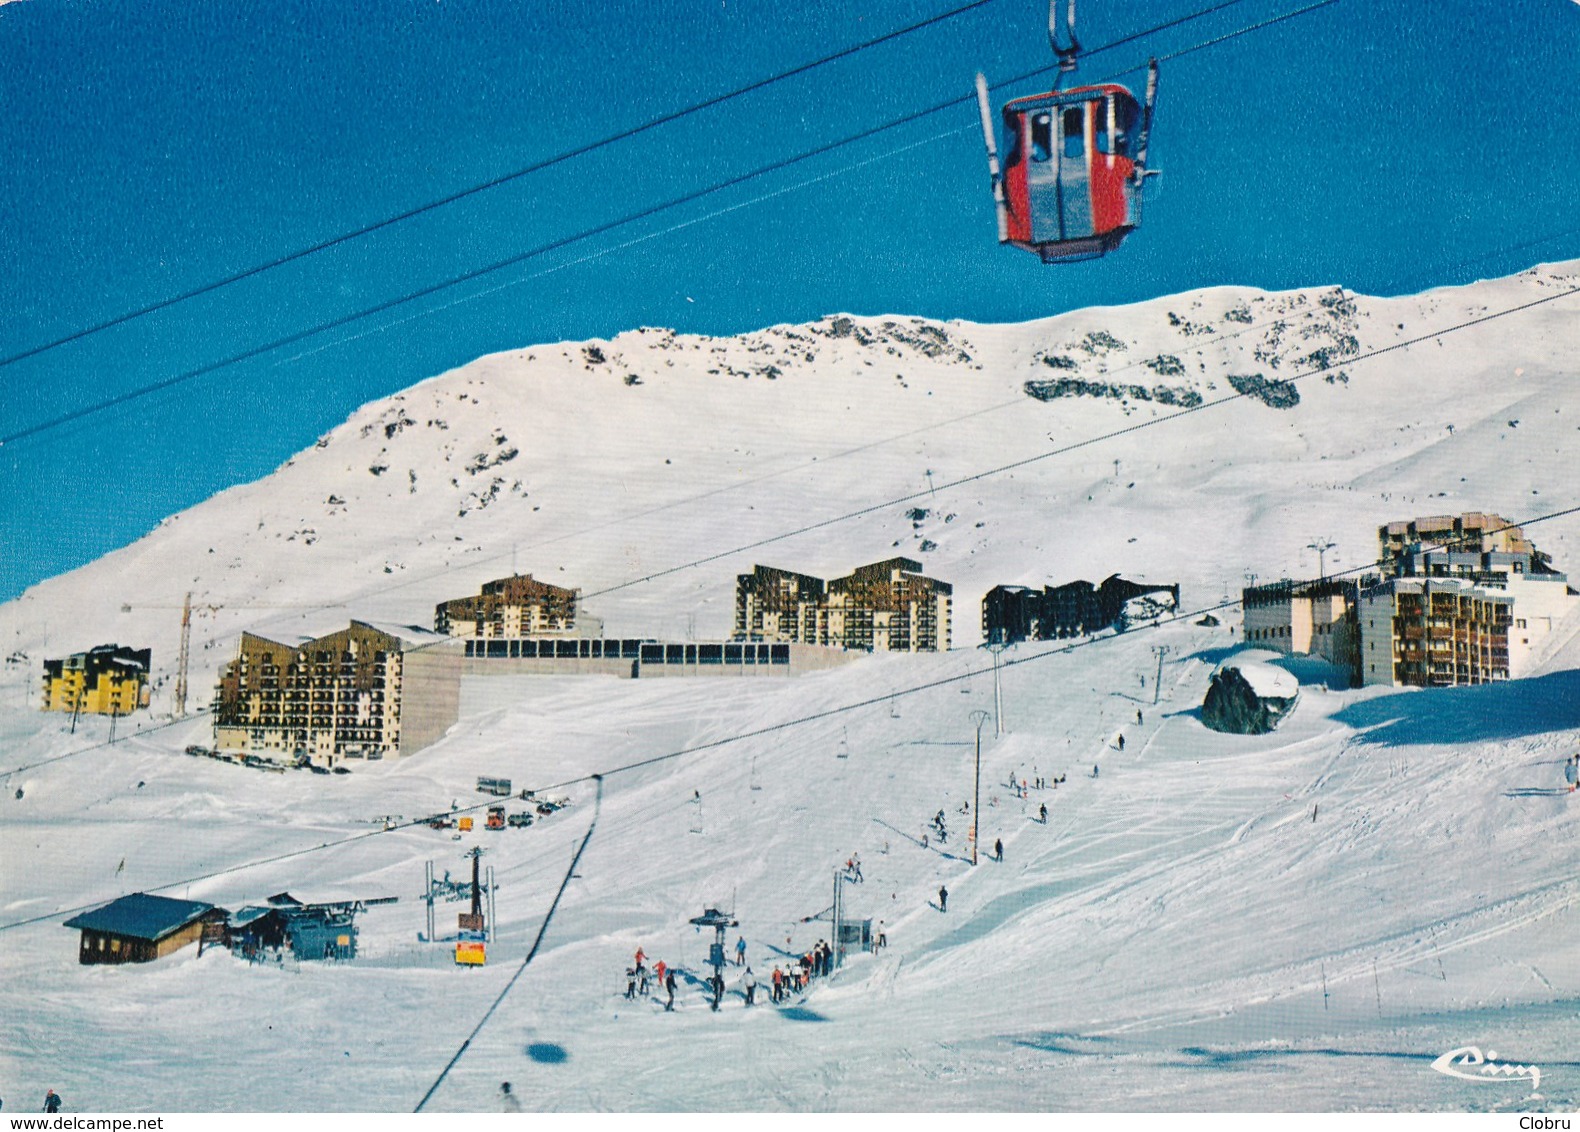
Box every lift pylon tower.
[174,591,192,719]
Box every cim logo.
[1431,1045,1542,1092]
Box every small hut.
[64,893,226,965]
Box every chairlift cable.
[0,0,1318,450]
[0,0,1009,375]
[4,498,1575,937]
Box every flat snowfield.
[2,267,1578,1111]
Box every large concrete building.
[733,565,828,645]
[435,574,579,638]
[1241,578,1363,675]
[1358,513,1577,687]
[735,557,952,652]
[1378,513,1533,571]
[213,621,460,766]
[1358,576,1514,687]
[41,644,151,715]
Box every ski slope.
[2,264,1579,1112]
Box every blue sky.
[2,0,1578,600]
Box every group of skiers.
[623,938,851,1010]
[926,809,949,846]
[624,948,681,1011]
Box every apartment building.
[213,621,459,766]
[41,644,151,715]
[434,574,579,638]
[1241,578,1362,674]
[1358,577,1513,687]
[734,557,952,652]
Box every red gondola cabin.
[973,0,1158,264]
[998,84,1143,262]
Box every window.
[1030,113,1052,162]
[1063,108,1085,158]
[1095,96,1136,156]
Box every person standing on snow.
[665,968,677,1011]
[994,837,1004,862]
[938,885,948,912]
[735,936,747,966]
[771,965,783,1003]
[1566,755,1578,793]
[1039,802,1048,823]
[499,1082,522,1112]
[44,1091,62,1114]
[743,967,757,1006]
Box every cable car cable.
[4,264,1574,784]
[560,280,1580,603]
[1,0,1315,451]
[5,498,1575,937]
[413,776,603,1113]
[0,0,1010,376]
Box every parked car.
[507,812,532,828]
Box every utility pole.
[969,710,990,866]
[1151,645,1169,706]
[832,869,842,970]
[988,642,1006,737]
[425,860,436,943]
[1307,539,1336,580]
[174,591,192,719]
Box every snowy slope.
[2,263,1579,1112]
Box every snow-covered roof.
[1214,654,1300,699]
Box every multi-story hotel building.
[41,644,151,715]
[434,574,579,638]
[213,621,459,766]
[735,557,951,652]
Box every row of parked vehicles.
[184,744,351,775]
[417,778,570,836]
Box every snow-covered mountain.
[1,263,1578,1112]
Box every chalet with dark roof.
[63,893,227,965]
